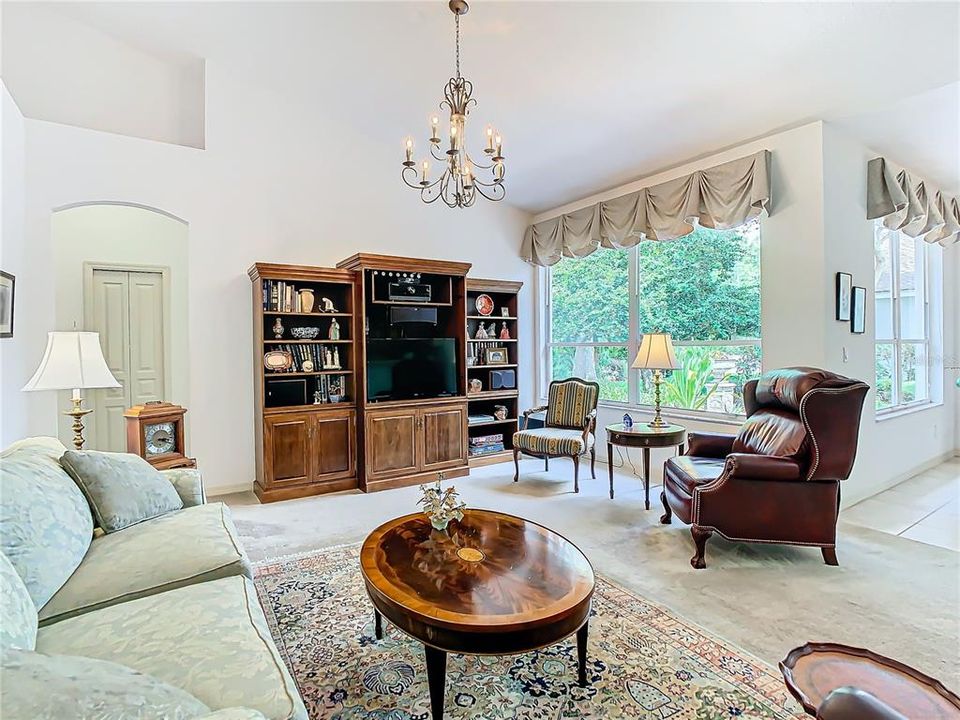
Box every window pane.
[637,222,760,342]
[875,344,894,410]
[550,250,629,343]
[874,227,894,340]
[900,342,928,403]
[898,236,926,340]
[551,345,628,402]
[639,344,761,415]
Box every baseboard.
[207,482,254,498]
[843,450,957,508]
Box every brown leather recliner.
[660,367,869,569]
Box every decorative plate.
[263,350,293,371]
[475,294,495,316]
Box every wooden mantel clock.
[124,402,196,470]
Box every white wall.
[14,62,533,494]
[50,204,191,446]
[1,3,204,149]
[532,121,958,505]
[0,84,56,445]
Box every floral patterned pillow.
[60,451,183,533]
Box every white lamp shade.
[631,333,680,370]
[22,332,121,392]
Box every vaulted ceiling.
[4,1,958,212]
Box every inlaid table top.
[780,643,960,718]
[605,422,685,442]
[360,509,595,634]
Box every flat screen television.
[366,338,458,401]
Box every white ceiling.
[5,1,959,212]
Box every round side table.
[605,423,685,507]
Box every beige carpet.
[222,459,960,687]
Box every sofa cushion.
[40,502,252,626]
[60,450,184,533]
[0,437,93,608]
[1,552,37,651]
[1,648,210,720]
[732,408,808,460]
[37,575,308,720]
[514,427,594,456]
[663,456,726,496]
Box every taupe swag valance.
[521,150,771,267]
[867,157,960,245]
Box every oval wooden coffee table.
[360,509,595,720]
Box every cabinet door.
[264,413,313,486]
[365,408,419,480]
[313,409,356,482]
[421,403,467,471]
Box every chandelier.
[401,0,505,208]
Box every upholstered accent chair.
[660,367,869,569]
[513,377,599,492]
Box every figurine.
[313,390,323,405]
[324,348,334,369]
[332,348,341,369]
[499,322,510,340]
[320,297,337,313]
[272,317,284,339]
[623,413,634,429]
[329,318,340,340]
[493,405,508,420]
[475,322,488,340]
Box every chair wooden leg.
[572,454,580,493]
[512,448,520,482]
[822,546,838,566]
[590,447,596,479]
[690,526,712,569]
[660,491,672,524]
[544,456,549,472]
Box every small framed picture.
[484,347,509,365]
[836,272,852,321]
[851,286,866,334]
[500,307,510,317]
[0,271,15,338]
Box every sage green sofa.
[0,437,307,720]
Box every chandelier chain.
[455,12,461,79]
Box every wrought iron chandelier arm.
[473,181,506,202]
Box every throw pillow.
[0,648,210,720]
[60,451,183,533]
[0,552,38,651]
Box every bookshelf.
[465,278,522,468]
[249,263,358,502]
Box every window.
[545,221,761,415]
[874,223,935,412]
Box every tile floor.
[841,457,960,551]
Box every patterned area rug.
[254,545,803,719]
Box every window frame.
[874,224,936,416]
[538,224,762,422]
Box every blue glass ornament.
[622,413,633,428]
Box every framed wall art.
[835,272,852,322]
[851,286,866,334]
[484,347,509,365]
[0,271,15,338]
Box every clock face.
[145,422,176,456]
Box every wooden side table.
[605,423,685,507]
[780,642,960,718]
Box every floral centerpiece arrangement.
[418,480,466,531]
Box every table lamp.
[632,333,680,428]
[22,331,121,450]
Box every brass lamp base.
[648,369,668,429]
[64,395,93,450]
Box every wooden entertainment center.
[249,254,522,502]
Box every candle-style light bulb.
[421,160,430,183]
[405,137,414,163]
[495,133,503,157]
[486,125,495,151]
[431,115,440,140]
[449,124,458,151]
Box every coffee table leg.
[607,442,614,499]
[643,447,651,510]
[577,621,589,687]
[424,645,447,720]
[374,608,382,640]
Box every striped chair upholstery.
[513,428,595,456]
[545,379,600,429]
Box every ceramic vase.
[298,289,315,313]
[272,317,284,339]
